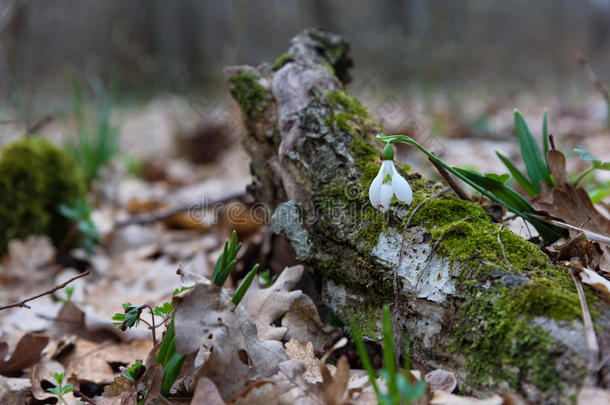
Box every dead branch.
[0,271,90,311]
[115,190,246,227]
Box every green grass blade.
[513,110,552,193]
[495,151,537,196]
[232,264,259,305]
[156,320,175,366]
[161,351,186,397]
[381,305,398,398]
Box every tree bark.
[225,29,609,404]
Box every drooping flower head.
[368,143,412,212]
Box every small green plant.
[66,75,120,185]
[113,231,258,399]
[259,268,276,287]
[58,197,99,254]
[495,110,552,197]
[122,360,144,382]
[232,263,260,305]
[212,230,242,286]
[573,146,610,187]
[46,371,74,405]
[59,286,75,304]
[112,303,145,331]
[377,133,563,242]
[351,305,426,405]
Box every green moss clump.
[0,137,86,252]
[455,279,581,390]
[412,195,549,276]
[272,52,294,71]
[408,195,582,391]
[228,72,271,119]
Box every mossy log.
[225,29,610,403]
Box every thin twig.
[428,157,471,201]
[566,262,600,385]
[0,271,90,311]
[115,191,246,227]
[141,305,157,345]
[27,115,54,134]
[577,53,610,119]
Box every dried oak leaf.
[532,150,610,272]
[282,294,341,352]
[285,338,322,383]
[320,355,350,405]
[533,151,610,235]
[576,265,610,303]
[241,265,304,342]
[173,278,286,401]
[0,333,48,376]
[190,377,225,405]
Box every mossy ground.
[316,89,585,393]
[228,72,271,119]
[408,194,583,391]
[0,137,86,252]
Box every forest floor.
[0,87,609,404]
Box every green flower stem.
[573,166,596,187]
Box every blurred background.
[3,0,610,97]
[1,0,609,182]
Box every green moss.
[228,72,271,119]
[407,195,582,391]
[325,90,369,118]
[272,52,294,71]
[454,278,580,390]
[350,305,382,339]
[322,61,336,76]
[0,137,86,252]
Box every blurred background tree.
[1,0,609,113]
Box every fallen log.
[225,29,609,403]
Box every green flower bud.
[381,143,394,161]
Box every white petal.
[392,167,413,205]
[378,183,393,212]
[381,160,394,181]
[368,168,384,208]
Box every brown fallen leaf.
[281,294,341,352]
[285,339,322,383]
[241,265,304,341]
[0,333,48,376]
[191,377,225,405]
[532,149,610,273]
[30,359,80,404]
[321,355,350,405]
[64,338,152,385]
[173,278,286,400]
[575,264,610,303]
[0,376,31,404]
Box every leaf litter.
[1,94,609,404]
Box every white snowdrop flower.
[368,144,412,212]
